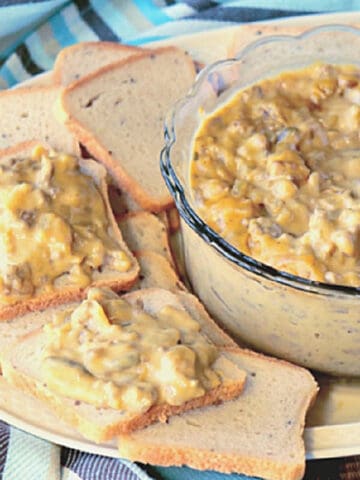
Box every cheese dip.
[191,63,360,286]
[0,145,131,305]
[42,288,221,412]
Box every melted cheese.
[191,63,360,286]
[41,288,220,412]
[0,146,131,305]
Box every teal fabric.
[152,466,259,480]
[2,427,60,480]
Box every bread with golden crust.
[0,141,139,321]
[118,347,318,480]
[131,250,186,293]
[0,87,79,156]
[53,41,147,87]
[118,211,174,265]
[0,288,244,442]
[60,47,196,212]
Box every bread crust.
[118,441,305,480]
[1,337,246,442]
[53,41,147,87]
[117,346,318,480]
[118,211,174,266]
[0,141,139,321]
[131,250,186,293]
[0,287,247,442]
[60,46,196,212]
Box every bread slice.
[108,184,143,216]
[0,86,79,156]
[118,212,174,265]
[53,41,147,87]
[167,207,181,234]
[0,288,243,442]
[60,46,196,212]
[131,251,186,293]
[118,347,318,480]
[0,142,139,320]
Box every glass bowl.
[161,24,360,377]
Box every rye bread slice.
[53,41,147,87]
[118,212,174,266]
[0,86,79,156]
[60,46,196,212]
[108,184,143,216]
[118,347,318,480]
[131,251,186,293]
[0,142,139,320]
[0,288,244,442]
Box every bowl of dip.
[161,24,360,377]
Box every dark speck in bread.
[83,93,101,109]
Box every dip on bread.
[191,63,360,286]
[0,145,132,305]
[41,287,221,413]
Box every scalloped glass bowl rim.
[161,23,360,298]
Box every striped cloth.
[3,0,360,88]
[0,1,360,480]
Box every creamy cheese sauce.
[191,63,360,286]
[41,288,220,412]
[0,145,131,305]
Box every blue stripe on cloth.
[3,427,60,480]
[73,0,119,41]
[0,422,10,479]
[3,51,32,84]
[61,448,153,480]
[0,64,17,89]
[90,0,138,39]
[127,34,171,45]
[152,466,257,480]
[131,0,172,25]
[61,4,99,42]
[49,9,78,47]
[185,6,313,22]
[25,32,56,71]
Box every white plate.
[1,10,360,463]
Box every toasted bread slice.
[0,288,243,442]
[0,142,139,320]
[167,207,181,234]
[53,41,147,87]
[108,184,143,216]
[118,212,174,265]
[118,347,318,480]
[131,251,186,293]
[60,47,196,212]
[0,86,79,156]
